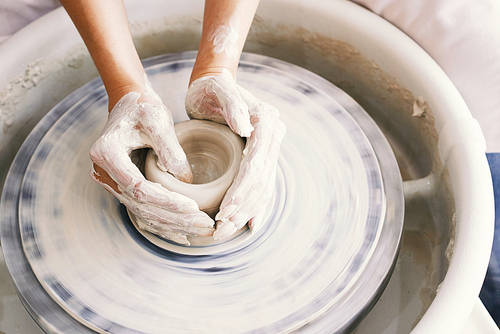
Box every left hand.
[91,84,215,245]
[186,71,286,239]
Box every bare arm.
[190,0,260,84]
[60,0,145,109]
[186,0,286,239]
[61,0,214,245]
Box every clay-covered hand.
[90,83,214,245]
[186,72,286,239]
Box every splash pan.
[0,52,403,333]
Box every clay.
[145,119,244,218]
[9,54,396,333]
[211,21,238,57]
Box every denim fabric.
[480,153,500,326]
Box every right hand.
[186,72,286,239]
[90,83,215,245]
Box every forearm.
[190,0,260,84]
[61,0,145,109]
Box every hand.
[186,72,286,239]
[90,83,215,245]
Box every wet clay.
[145,119,244,217]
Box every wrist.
[189,65,236,85]
[106,81,147,112]
[190,50,237,85]
[100,64,147,111]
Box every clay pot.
[145,119,244,217]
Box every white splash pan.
[0,0,496,333]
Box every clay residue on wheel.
[0,45,97,186]
[0,61,44,132]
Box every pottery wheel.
[0,52,404,333]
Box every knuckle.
[131,181,147,201]
[89,140,105,162]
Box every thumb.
[139,101,193,183]
[214,75,253,137]
[152,132,193,183]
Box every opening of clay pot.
[145,120,244,217]
[179,130,232,185]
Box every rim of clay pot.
[146,120,244,189]
[144,119,244,217]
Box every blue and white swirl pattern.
[3,52,401,333]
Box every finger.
[214,183,272,237]
[91,138,214,236]
[131,180,205,214]
[248,208,267,233]
[136,213,213,240]
[136,217,190,245]
[226,211,254,231]
[127,190,215,245]
[213,220,238,241]
[237,86,285,137]
[247,180,275,233]
[218,112,275,211]
[213,99,284,239]
[216,118,283,227]
[215,204,239,223]
[90,91,166,191]
[94,161,215,240]
[154,135,192,183]
[219,138,268,208]
[145,219,214,237]
[90,141,146,192]
[212,75,253,137]
[140,103,193,183]
[217,169,273,231]
[157,230,189,246]
[215,165,267,229]
[130,200,215,229]
[234,165,278,231]
[91,143,201,214]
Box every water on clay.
[1,53,404,333]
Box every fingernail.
[195,213,215,228]
[230,212,249,230]
[215,204,238,221]
[170,161,193,183]
[177,168,194,183]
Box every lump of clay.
[145,120,244,217]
